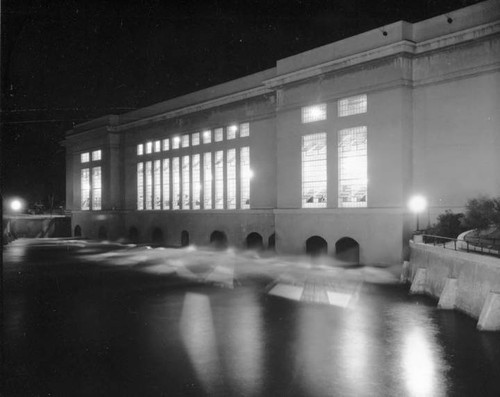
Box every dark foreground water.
[3,239,500,397]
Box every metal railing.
[421,234,500,258]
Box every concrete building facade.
[63,1,500,265]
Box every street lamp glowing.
[10,199,22,212]
[408,195,427,231]
[408,195,427,213]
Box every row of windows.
[137,147,251,211]
[301,126,367,208]
[301,94,367,123]
[137,123,250,156]
[81,150,102,163]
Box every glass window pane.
[302,133,327,208]
[92,167,102,210]
[146,142,153,154]
[81,168,90,210]
[145,161,153,210]
[172,157,180,209]
[227,149,236,209]
[81,153,90,163]
[202,130,212,144]
[162,159,170,210]
[214,128,223,142]
[182,135,190,148]
[240,147,250,209]
[172,136,180,150]
[137,162,144,210]
[192,154,201,209]
[192,132,200,146]
[203,152,212,209]
[137,144,144,156]
[215,150,224,209]
[154,140,161,152]
[154,160,161,209]
[227,125,237,140]
[302,104,327,123]
[338,126,367,208]
[338,94,367,117]
[240,123,250,138]
[92,150,101,161]
[182,155,190,209]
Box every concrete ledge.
[409,242,500,331]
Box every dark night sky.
[1,0,481,209]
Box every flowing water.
[3,238,500,396]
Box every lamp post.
[408,195,427,232]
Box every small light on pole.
[10,199,23,212]
[408,195,427,232]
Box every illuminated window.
[202,130,212,144]
[240,147,250,209]
[92,167,102,210]
[182,156,190,209]
[192,132,200,146]
[215,151,224,209]
[338,126,367,208]
[146,142,153,154]
[92,150,102,161]
[240,123,250,138]
[302,104,326,123]
[172,157,180,209]
[227,125,237,140]
[338,94,367,117]
[227,149,236,209]
[137,144,144,156]
[192,154,201,209]
[145,161,152,210]
[182,135,190,148]
[162,159,170,210]
[203,152,212,209]
[302,133,327,208]
[154,140,161,153]
[137,162,144,210]
[163,139,170,151]
[215,128,223,142]
[81,153,90,163]
[81,168,90,210]
[172,136,180,150]
[153,160,161,209]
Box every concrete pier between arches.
[408,241,500,331]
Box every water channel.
[3,239,500,396]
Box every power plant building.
[63,1,500,265]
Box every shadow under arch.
[335,237,360,264]
[74,225,82,237]
[129,226,139,244]
[306,235,328,257]
[152,227,164,246]
[181,230,190,247]
[268,233,276,251]
[246,232,263,250]
[98,226,107,240]
[210,230,227,249]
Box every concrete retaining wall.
[409,241,500,330]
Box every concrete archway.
[129,227,139,243]
[306,235,328,256]
[152,227,164,246]
[246,232,264,250]
[98,226,107,240]
[181,230,190,247]
[335,237,360,264]
[210,230,227,249]
[74,225,82,237]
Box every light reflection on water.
[4,239,499,396]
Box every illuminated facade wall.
[64,1,499,265]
